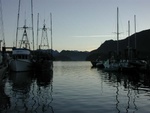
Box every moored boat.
[91,56,104,68]
[9,0,34,72]
[9,48,33,72]
[103,59,120,72]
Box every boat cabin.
[12,48,31,60]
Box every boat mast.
[40,20,49,49]
[128,20,130,59]
[0,0,5,48]
[37,13,39,49]
[16,0,21,48]
[134,15,137,49]
[128,20,130,45]
[31,0,34,50]
[20,19,30,49]
[50,13,53,55]
[117,7,119,55]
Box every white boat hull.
[9,59,32,72]
[103,59,120,72]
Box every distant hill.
[86,29,150,61]
[37,29,150,61]
[33,49,89,61]
[54,50,89,61]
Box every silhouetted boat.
[91,56,104,68]
[103,59,120,72]
[9,48,33,72]
[33,13,53,71]
[9,0,34,72]
[103,7,122,72]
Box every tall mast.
[134,15,137,49]
[50,13,53,55]
[39,19,49,49]
[37,13,39,49]
[19,20,30,49]
[16,0,21,47]
[0,0,5,47]
[117,7,119,55]
[31,0,34,50]
[128,20,130,59]
[128,20,130,45]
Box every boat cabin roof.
[12,48,30,55]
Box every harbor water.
[1,61,150,113]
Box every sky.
[1,0,150,52]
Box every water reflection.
[101,71,150,113]
[36,69,53,87]
[115,81,120,113]
[1,69,53,113]
[9,72,33,94]
[0,82,11,111]
[34,70,54,113]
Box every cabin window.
[13,54,30,59]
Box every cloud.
[72,34,114,38]
[72,34,125,39]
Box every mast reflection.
[34,69,54,113]
[103,71,150,112]
[104,72,140,113]
[0,82,10,111]
[9,72,33,94]
[3,70,54,113]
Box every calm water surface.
[1,61,150,113]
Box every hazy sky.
[1,0,150,51]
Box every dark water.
[1,61,150,113]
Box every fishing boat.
[9,22,33,72]
[9,48,33,72]
[9,0,34,72]
[33,14,53,71]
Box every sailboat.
[9,0,34,72]
[103,7,121,72]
